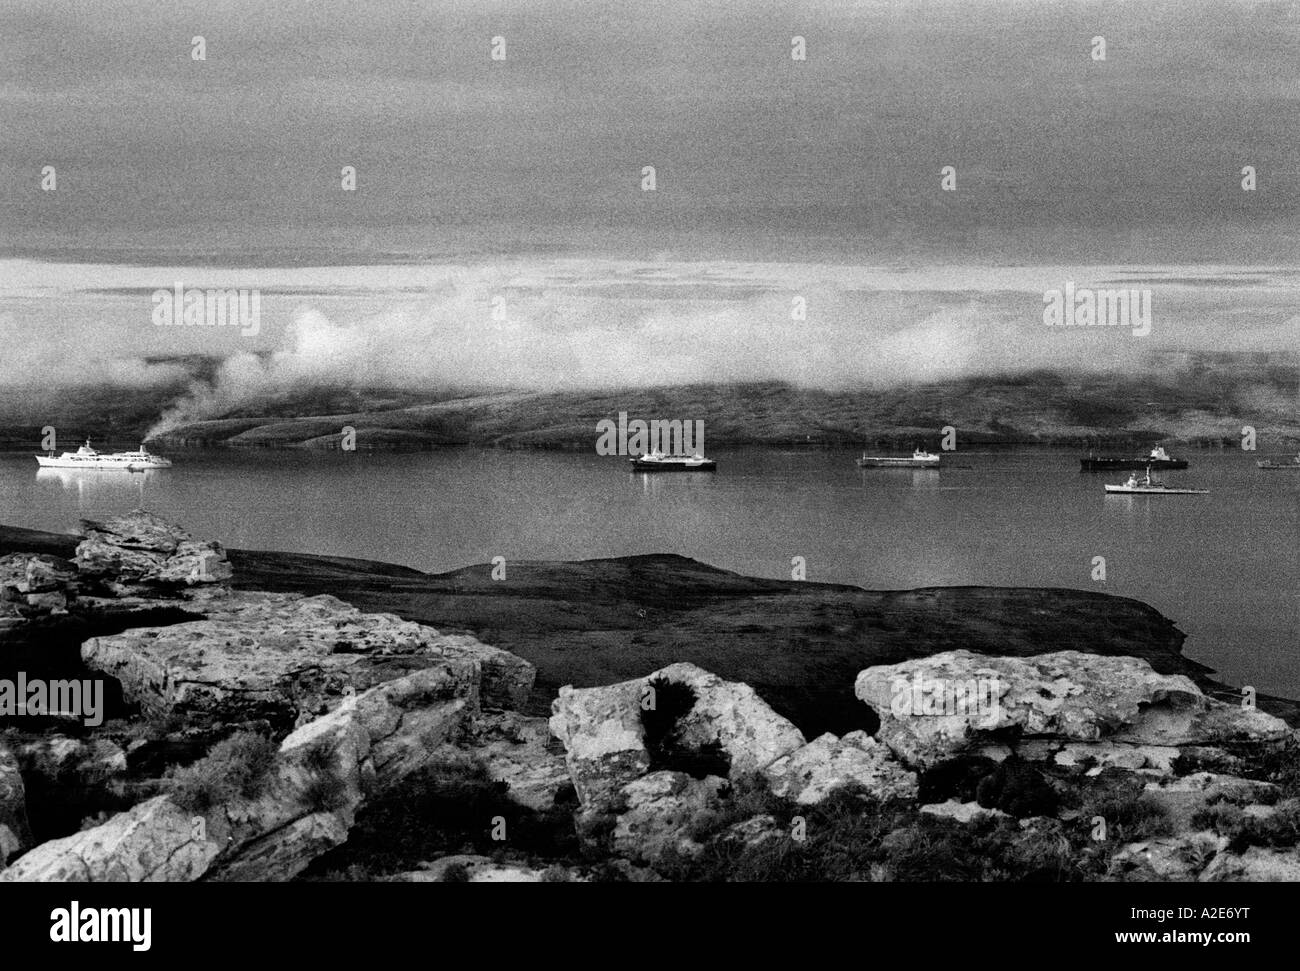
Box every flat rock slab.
[0,796,221,882]
[856,650,1294,768]
[82,590,532,724]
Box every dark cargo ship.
[1080,445,1188,472]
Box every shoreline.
[4,521,1295,731]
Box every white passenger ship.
[35,440,173,471]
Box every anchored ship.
[1081,445,1187,472]
[35,440,173,471]
[857,448,941,469]
[629,450,716,472]
[1257,452,1300,470]
[1104,468,1207,495]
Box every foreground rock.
[550,661,806,813]
[460,711,571,811]
[857,650,1294,769]
[75,511,232,590]
[610,771,727,864]
[82,589,533,725]
[1,662,483,882]
[0,554,78,620]
[764,731,917,805]
[3,511,1297,883]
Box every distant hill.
[2,353,1295,452]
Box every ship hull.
[1104,485,1208,495]
[1081,458,1187,471]
[35,456,170,470]
[629,459,716,472]
[1257,462,1300,470]
[857,457,940,468]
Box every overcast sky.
[3,0,1299,264]
[0,1,1297,398]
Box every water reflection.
[1100,493,1156,526]
[857,468,942,489]
[634,470,717,498]
[36,467,155,509]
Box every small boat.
[629,450,716,472]
[34,439,173,471]
[1104,468,1207,495]
[857,448,940,469]
[1082,445,1188,472]
[1257,452,1300,470]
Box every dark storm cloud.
[1,0,1298,261]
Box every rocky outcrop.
[1,554,74,628]
[0,796,220,882]
[3,510,1298,884]
[75,511,232,589]
[2,661,483,883]
[764,731,917,805]
[0,554,78,620]
[856,650,1293,769]
[550,662,805,813]
[548,678,649,812]
[82,590,531,724]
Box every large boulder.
[550,662,804,813]
[549,678,649,811]
[763,731,918,805]
[81,591,530,723]
[74,510,231,587]
[856,651,1293,768]
[0,554,77,595]
[651,663,808,777]
[0,554,78,618]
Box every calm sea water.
[2,447,1296,698]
